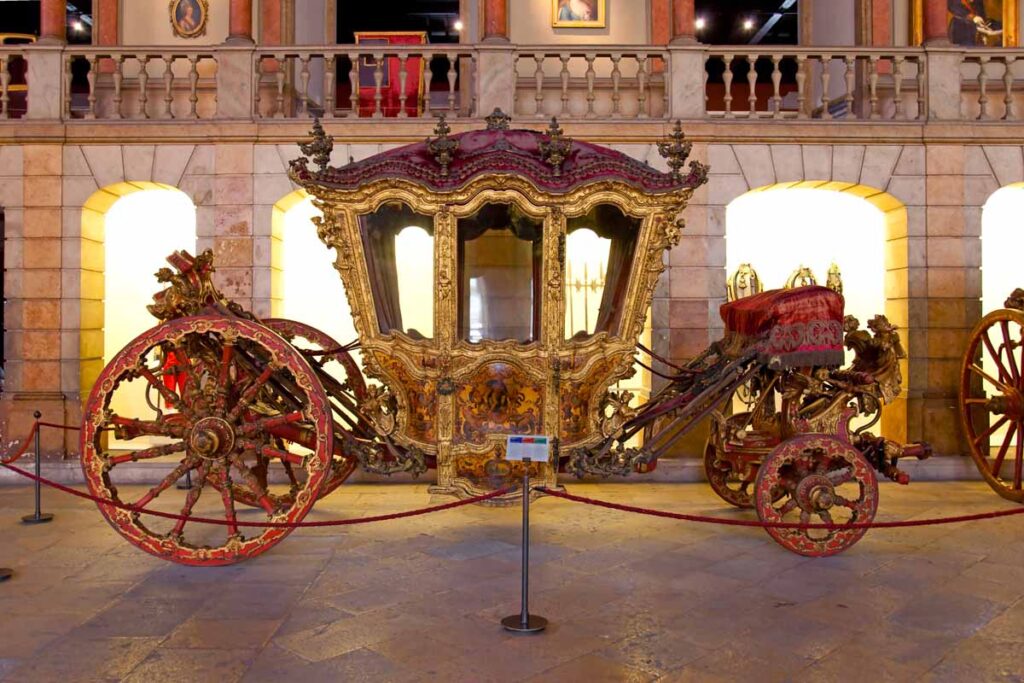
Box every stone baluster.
[0,56,9,119]
[298,54,311,117]
[372,52,384,118]
[62,54,73,118]
[86,54,98,119]
[348,51,359,117]
[917,57,927,120]
[273,54,286,118]
[447,51,458,114]
[868,55,879,119]
[1003,57,1016,121]
[112,55,124,119]
[397,53,409,118]
[637,53,649,119]
[746,54,758,116]
[770,54,782,118]
[534,54,545,118]
[893,55,905,120]
[843,55,856,120]
[559,53,571,116]
[584,53,596,118]
[819,54,831,119]
[662,53,669,118]
[795,54,807,119]
[188,55,200,119]
[702,55,710,113]
[163,55,175,119]
[977,56,991,120]
[137,55,150,119]
[324,55,336,119]
[722,53,734,117]
[610,54,622,116]
[422,53,432,116]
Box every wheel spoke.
[229,452,277,515]
[216,344,235,413]
[818,509,835,526]
[134,459,195,509]
[226,366,275,423]
[991,422,1017,479]
[775,498,799,517]
[833,494,859,509]
[259,445,306,466]
[969,363,1013,393]
[137,366,191,417]
[107,441,187,466]
[1014,431,1023,491]
[827,467,853,485]
[171,463,209,537]
[973,415,1010,447]
[999,321,1021,384]
[217,468,240,538]
[981,331,1013,385]
[108,416,185,439]
[238,410,305,437]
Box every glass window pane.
[458,204,543,343]
[565,205,639,339]
[359,202,434,339]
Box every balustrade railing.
[961,52,1024,120]
[64,48,218,120]
[512,47,669,119]
[3,44,1024,125]
[704,49,925,121]
[0,47,29,119]
[252,47,477,119]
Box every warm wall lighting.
[695,16,706,30]
[72,20,84,32]
[454,19,464,32]
[742,18,755,31]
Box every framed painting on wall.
[552,0,607,28]
[912,0,1018,46]
[169,0,208,39]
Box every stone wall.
[2,138,1022,461]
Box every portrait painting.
[913,0,1018,46]
[552,0,607,28]
[169,0,208,39]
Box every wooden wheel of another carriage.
[214,319,366,508]
[703,430,755,509]
[754,434,878,557]
[80,315,333,566]
[959,308,1024,503]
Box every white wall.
[510,0,649,44]
[120,0,257,45]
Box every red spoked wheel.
[754,434,878,557]
[80,315,333,566]
[217,318,367,506]
[959,308,1024,503]
[703,438,756,509]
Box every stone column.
[261,0,283,45]
[922,0,949,45]
[482,0,508,43]
[671,0,696,45]
[228,0,254,45]
[38,0,65,44]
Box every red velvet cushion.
[720,286,845,367]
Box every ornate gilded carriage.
[287,112,706,501]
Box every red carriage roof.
[289,112,708,195]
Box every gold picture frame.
[552,0,607,28]
[912,0,1018,47]
[169,0,208,39]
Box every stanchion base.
[501,614,547,633]
[21,513,54,525]
[175,482,194,490]
[0,568,12,582]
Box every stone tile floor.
[0,480,1022,682]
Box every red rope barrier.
[537,487,1024,530]
[0,422,40,465]
[0,461,510,528]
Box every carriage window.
[359,203,435,339]
[458,204,543,343]
[565,205,639,339]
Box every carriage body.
[289,114,705,499]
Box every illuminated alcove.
[979,183,1024,452]
[272,192,435,377]
[981,183,1024,315]
[726,183,908,437]
[85,183,197,448]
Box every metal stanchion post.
[501,458,547,633]
[176,469,193,490]
[22,411,54,525]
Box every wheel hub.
[987,390,1023,420]
[189,417,235,460]
[795,474,834,512]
